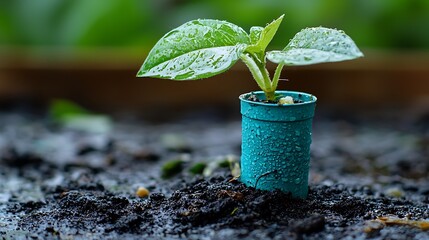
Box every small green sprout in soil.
[49,99,112,133]
[189,162,207,175]
[137,14,363,102]
[218,160,230,168]
[202,155,239,177]
[161,159,184,179]
[50,99,90,122]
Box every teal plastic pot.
[239,91,317,198]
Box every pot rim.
[239,90,317,107]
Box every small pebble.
[136,187,150,198]
[363,219,385,233]
[279,96,294,105]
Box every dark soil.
[1,108,429,239]
[244,92,304,104]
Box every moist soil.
[1,108,429,239]
[243,92,305,104]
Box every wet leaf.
[267,27,363,65]
[249,26,263,45]
[246,14,284,54]
[137,19,250,80]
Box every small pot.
[239,91,317,198]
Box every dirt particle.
[149,192,166,201]
[217,190,244,201]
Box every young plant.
[137,14,363,102]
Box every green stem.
[240,53,282,102]
[271,64,284,92]
[259,63,272,92]
[248,53,272,91]
[264,91,276,101]
[240,53,267,91]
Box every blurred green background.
[1,0,429,52]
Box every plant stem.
[259,62,272,93]
[240,53,267,91]
[264,91,276,101]
[271,63,284,91]
[240,53,280,101]
[241,52,287,102]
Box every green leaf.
[246,14,284,53]
[137,19,250,80]
[249,26,263,45]
[267,27,363,65]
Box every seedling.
[137,14,363,101]
[161,159,184,179]
[50,99,112,133]
[189,162,207,175]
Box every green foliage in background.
[0,0,429,50]
[0,0,157,48]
